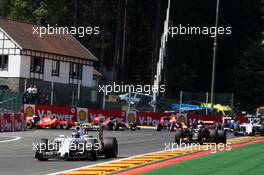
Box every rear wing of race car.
[203,121,216,129]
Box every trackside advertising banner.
[0,113,25,132]
[23,104,247,125]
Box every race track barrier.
[0,113,25,132]
[23,104,248,126]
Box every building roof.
[93,68,103,77]
[0,18,98,61]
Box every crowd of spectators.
[23,85,50,105]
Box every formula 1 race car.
[102,117,140,131]
[83,116,140,131]
[156,115,177,131]
[222,117,240,131]
[234,119,264,136]
[174,121,226,144]
[34,126,118,161]
[26,115,75,129]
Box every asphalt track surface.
[0,129,235,175]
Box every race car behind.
[175,121,226,144]
[26,115,74,129]
[234,120,264,136]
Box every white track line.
[0,136,22,143]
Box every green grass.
[141,142,264,175]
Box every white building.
[0,18,101,106]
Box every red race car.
[26,115,75,129]
[156,114,177,131]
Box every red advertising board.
[23,104,248,126]
[88,109,125,123]
[137,112,171,126]
[24,105,77,121]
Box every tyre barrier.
[0,113,25,132]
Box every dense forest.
[0,0,263,112]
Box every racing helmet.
[183,125,188,129]
[72,131,80,138]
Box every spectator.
[27,85,33,94]
[32,85,38,94]
[44,94,50,105]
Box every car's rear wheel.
[234,131,239,136]
[156,124,162,131]
[209,129,218,143]
[104,137,118,158]
[170,123,176,131]
[36,138,49,161]
[62,122,70,129]
[215,122,222,129]
[64,153,70,161]
[112,122,118,131]
[26,121,33,129]
[175,129,183,144]
[217,129,226,144]
[260,125,264,136]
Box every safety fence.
[0,113,26,132]
[0,92,23,113]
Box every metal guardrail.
[0,92,23,113]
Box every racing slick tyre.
[130,123,137,131]
[215,122,223,130]
[112,122,118,131]
[234,131,240,136]
[260,125,264,136]
[156,124,163,131]
[26,121,33,129]
[209,129,218,143]
[64,153,70,161]
[36,138,49,161]
[217,129,227,144]
[62,122,70,130]
[170,124,176,131]
[86,139,99,161]
[175,129,183,144]
[104,137,118,158]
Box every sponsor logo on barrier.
[24,105,35,117]
[77,108,88,122]
[177,113,187,123]
[126,111,136,123]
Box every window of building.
[51,60,60,76]
[69,63,82,80]
[0,55,8,71]
[30,57,44,73]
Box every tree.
[232,41,264,112]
